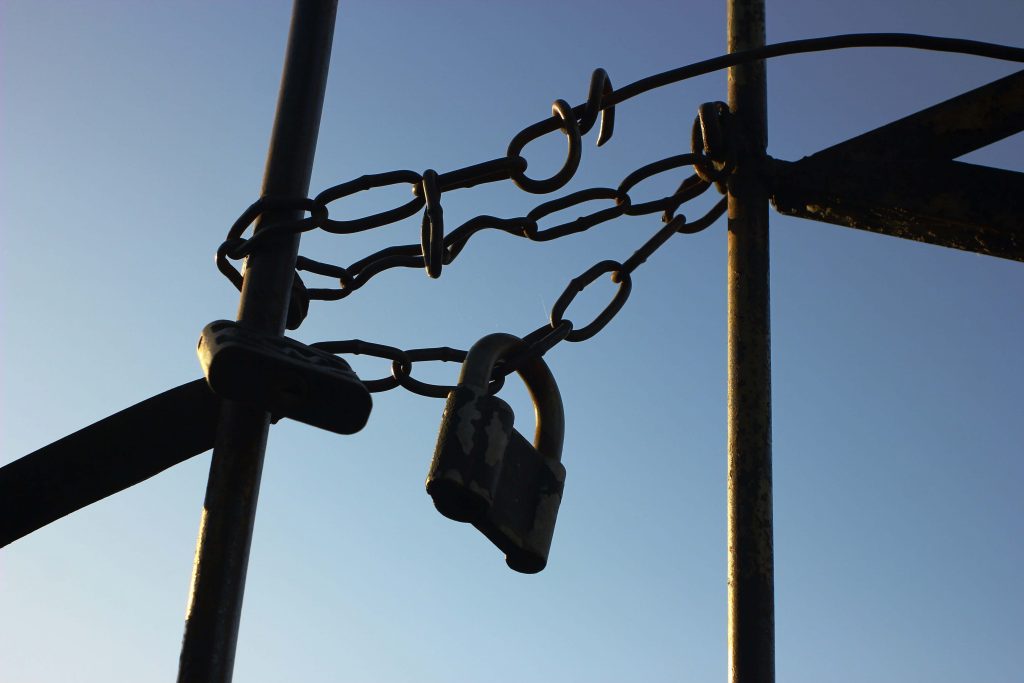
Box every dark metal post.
[726,0,775,682]
[177,2,338,681]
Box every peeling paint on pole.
[726,0,775,681]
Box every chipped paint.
[484,412,508,466]
[454,391,483,456]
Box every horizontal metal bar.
[810,69,1024,162]
[0,379,220,547]
[770,157,1024,261]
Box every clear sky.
[2,1,1022,682]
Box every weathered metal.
[0,379,219,548]
[197,320,371,435]
[177,2,339,682]
[4,15,1022,679]
[507,99,583,194]
[551,260,633,342]
[770,158,1024,260]
[420,169,445,278]
[427,333,566,574]
[726,1,776,682]
[208,41,1023,392]
[770,69,1024,261]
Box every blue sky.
[2,2,1022,682]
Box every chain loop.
[618,154,704,216]
[446,215,534,261]
[211,35,1024,398]
[315,171,425,233]
[413,156,528,196]
[551,260,632,342]
[662,174,712,222]
[679,196,728,235]
[227,196,325,239]
[215,98,734,384]
[420,170,444,278]
[691,104,735,191]
[218,196,325,260]
[311,340,412,392]
[508,99,582,194]
[390,347,507,398]
[286,273,310,330]
[579,68,615,146]
[390,348,466,399]
[494,319,574,379]
[525,187,629,241]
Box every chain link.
[216,34,1024,395]
[303,193,725,399]
[215,87,731,393]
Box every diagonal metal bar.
[0,379,219,548]
[769,69,1024,259]
[770,158,1024,260]
[177,2,339,682]
[811,68,1024,162]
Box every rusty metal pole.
[177,2,338,682]
[726,0,774,682]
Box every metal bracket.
[769,69,1024,260]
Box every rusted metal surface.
[3,14,1021,678]
[177,2,339,682]
[0,379,219,548]
[427,333,566,574]
[770,158,1024,260]
[198,320,371,435]
[211,38,1024,401]
[726,0,775,682]
[769,69,1024,261]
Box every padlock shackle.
[517,353,564,464]
[458,333,564,463]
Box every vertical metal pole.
[177,2,338,681]
[726,0,774,682]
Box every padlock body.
[198,320,372,435]
[476,428,566,574]
[428,386,513,523]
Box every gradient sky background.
[2,1,1022,682]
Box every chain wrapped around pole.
[213,33,1024,393]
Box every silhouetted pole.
[177,2,338,681]
[726,0,775,682]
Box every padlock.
[427,382,514,523]
[197,320,372,435]
[427,333,566,573]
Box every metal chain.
[220,105,728,398]
[215,33,1024,398]
[304,189,726,399]
[217,109,729,279]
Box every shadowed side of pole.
[0,379,220,548]
[176,2,340,682]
